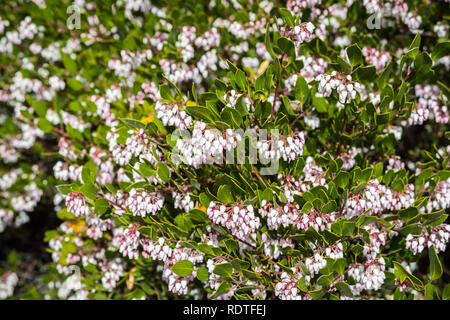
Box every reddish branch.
[270,54,287,122]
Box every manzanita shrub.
[0,0,449,300]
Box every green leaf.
[56,208,75,221]
[159,84,173,101]
[298,277,308,292]
[231,259,250,272]
[213,263,233,277]
[121,118,145,129]
[312,96,328,113]
[157,161,170,182]
[377,62,393,87]
[273,56,281,77]
[139,162,156,177]
[186,106,213,123]
[334,171,350,188]
[317,274,334,287]
[81,166,92,184]
[351,243,364,256]
[196,267,209,281]
[335,281,353,297]
[242,269,262,281]
[125,181,148,192]
[235,69,248,91]
[428,246,443,281]
[199,193,211,208]
[393,261,423,288]
[188,209,207,223]
[27,96,47,117]
[342,221,355,236]
[438,81,450,100]
[394,287,407,300]
[373,162,384,178]
[61,52,77,75]
[322,200,337,213]
[56,184,74,195]
[359,167,373,183]
[408,33,421,59]
[209,281,231,299]
[414,52,432,75]
[162,74,182,98]
[171,260,194,277]
[333,258,347,275]
[277,37,295,57]
[37,118,53,133]
[375,112,390,125]
[94,198,110,214]
[443,284,450,300]
[279,8,295,27]
[431,41,450,61]
[264,23,277,60]
[282,96,296,116]
[295,76,309,103]
[424,283,435,300]
[104,183,116,195]
[217,184,234,203]
[422,211,448,227]
[335,56,352,74]
[175,213,194,232]
[85,100,97,113]
[346,44,363,66]
[309,288,325,300]
[44,230,60,242]
[353,65,377,81]
[221,106,243,127]
[80,183,96,200]
[67,78,83,91]
[398,207,419,222]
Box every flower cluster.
[107,128,161,166]
[348,258,386,294]
[259,201,336,232]
[53,161,82,182]
[126,189,165,217]
[194,28,221,51]
[343,179,415,218]
[409,84,449,125]
[261,234,295,259]
[175,122,241,168]
[0,272,18,299]
[113,226,141,260]
[277,158,328,202]
[305,253,327,276]
[426,179,450,213]
[172,191,194,213]
[274,270,304,300]
[163,244,204,295]
[207,203,260,245]
[280,22,315,52]
[405,225,450,254]
[66,193,91,217]
[257,131,306,162]
[142,237,172,261]
[315,72,362,107]
[324,242,344,259]
[362,47,392,73]
[155,100,193,130]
